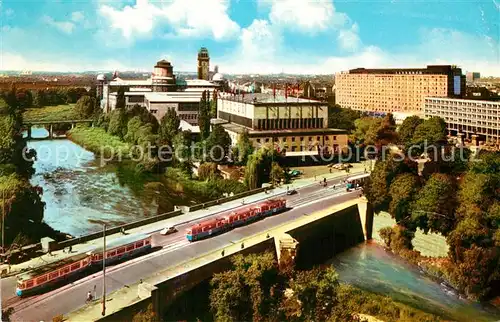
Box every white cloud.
[264,0,348,32]
[99,0,240,41]
[338,23,361,52]
[71,11,85,23]
[41,15,75,34]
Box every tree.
[124,116,143,144]
[351,117,381,145]
[412,116,447,146]
[244,147,281,189]
[284,266,341,322]
[116,87,126,109]
[197,162,220,181]
[398,115,423,146]
[107,109,128,138]
[75,96,97,118]
[132,304,156,322]
[270,162,284,185]
[158,107,180,146]
[173,130,193,162]
[327,104,361,131]
[205,125,231,163]
[210,90,218,118]
[411,173,457,235]
[33,89,46,108]
[388,173,420,224]
[198,90,211,140]
[210,252,281,322]
[364,155,418,213]
[235,130,254,165]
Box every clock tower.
[197,47,210,80]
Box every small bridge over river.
[22,119,95,140]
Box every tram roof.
[90,233,150,254]
[17,253,89,281]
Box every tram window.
[26,280,34,288]
[17,282,25,289]
[126,245,134,251]
[135,241,144,248]
[49,272,59,280]
[109,251,116,256]
[145,239,150,245]
[62,266,70,274]
[117,247,125,254]
[37,275,48,284]
[70,263,80,271]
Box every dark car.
[286,189,297,195]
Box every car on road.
[286,189,297,195]
[160,226,177,235]
[288,170,303,177]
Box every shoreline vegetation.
[134,252,446,322]
[23,104,79,123]
[67,126,132,160]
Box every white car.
[160,226,177,235]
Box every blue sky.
[1,0,499,75]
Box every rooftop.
[219,93,324,105]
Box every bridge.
[2,172,374,321]
[22,119,95,140]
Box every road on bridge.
[4,176,361,321]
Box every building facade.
[335,65,465,114]
[466,72,481,83]
[144,92,205,124]
[197,47,210,81]
[216,93,348,156]
[424,97,500,145]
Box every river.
[26,128,182,237]
[26,128,500,321]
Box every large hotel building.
[335,65,465,115]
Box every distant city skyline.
[1,0,499,76]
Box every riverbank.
[23,104,78,122]
[66,126,131,160]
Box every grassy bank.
[67,126,132,159]
[23,104,79,122]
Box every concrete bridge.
[22,119,95,139]
[67,198,375,321]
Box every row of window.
[255,118,324,130]
[255,135,338,144]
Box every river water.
[26,128,179,237]
[26,128,500,321]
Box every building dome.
[212,73,224,81]
[96,74,106,81]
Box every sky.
[1,0,499,75]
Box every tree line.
[361,114,499,301]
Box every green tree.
[411,173,457,235]
[351,117,381,145]
[398,115,423,146]
[75,96,97,118]
[388,173,420,224]
[327,104,361,131]
[124,116,143,144]
[244,147,280,189]
[210,90,218,118]
[115,87,126,109]
[198,90,211,140]
[107,109,128,139]
[365,155,417,213]
[412,116,447,146]
[235,130,254,165]
[197,162,221,181]
[205,124,231,163]
[132,304,156,322]
[33,89,46,108]
[173,130,193,162]
[210,252,281,322]
[284,266,341,322]
[159,107,180,146]
[270,162,284,185]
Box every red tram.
[186,198,287,242]
[16,234,151,297]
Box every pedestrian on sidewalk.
[68,246,72,253]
